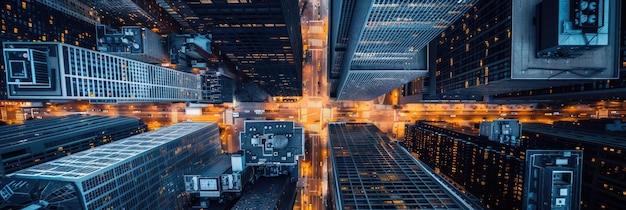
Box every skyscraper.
[96,25,169,64]
[81,0,184,34]
[3,42,202,103]
[328,122,477,209]
[239,120,304,177]
[168,0,303,97]
[0,122,221,209]
[429,0,619,100]
[0,0,99,99]
[405,121,624,209]
[0,114,147,176]
[329,0,477,100]
[494,0,626,101]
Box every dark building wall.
[85,0,182,34]
[184,0,303,97]
[405,123,524,210]
[0,115,147,176]
[405,122,626,210]
[494,0,626,101]
[433,0,512,98]
[522,128,626,210]
[0,0,97,100]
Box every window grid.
[58,44,201,101]
[352,0,477,66]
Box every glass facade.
[3,42,202,102]
[494,0,626,101]
[353,0,475,66]
[328,123,475,209]
[0,114,147,176]
[6,122,221,210]
[169,0,303,97]
[431,0,619,99]
[405,122,524,209]
[330,0,477,100]
[433,0,512,97]
[81,0,182,34]
[405,121,626,210]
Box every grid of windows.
[328,123,472,209]
[63,44,200,101]
[406,122,524,209]
[434,0,512,95]
[0,0,97,99]
[406,121,626,210]
[10,122,222,209]
[353,0,476,66]
[0,115,147,176]
[81,0,181,34]
[172,0,303,96]
[337,70,426,100]
[4,42,203,102]
[38,0,99,25]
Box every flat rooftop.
[328,123,475,209]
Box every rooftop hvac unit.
[571,0,604,31]
[4,48,51,87]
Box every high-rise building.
[522,123,626,210]
[328,122,477,209]
[429,0,619,100]
[0,114,147,176]
[0,122,221,210]
[239,120,303,177]
[82,0,184,34]
[329,0,477,100]
[0,0,99,99]
[168,0,303,97]
[405,121,624,209]
[96,25,168,64]
[231,175,296,210]
[3,42,202,103]
[494,0,626,101]
[200,67,235,103]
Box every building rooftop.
[239,120,304,165]
[328,123,475,209]
[9,122,214,181]
[0,114,140,148]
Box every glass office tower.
[168,0,303,97]
[0,114,147,176]
[1,122,221,209]
[329,0,477,100]
[406,121,620,209]
[328,122,477,209]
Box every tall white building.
[329,0,478,100]
[3,42,202,103]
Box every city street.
[6,0,625,208]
